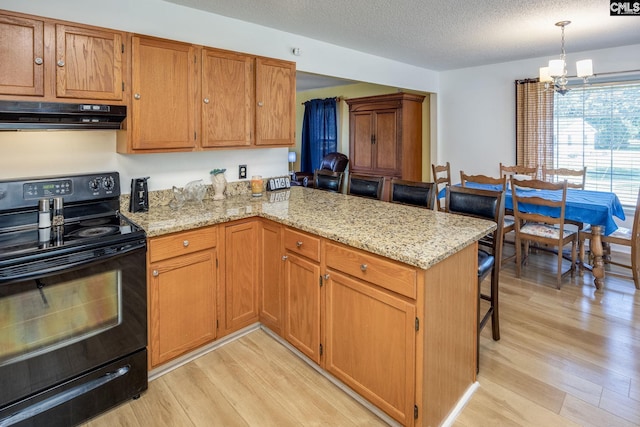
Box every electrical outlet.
[239,164,247,179]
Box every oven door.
[0,238,147,412]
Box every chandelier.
[539,21,593,95]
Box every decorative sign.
[267,176,291,191]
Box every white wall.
[0,0,439,193]
[437,44,640,183]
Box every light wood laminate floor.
[85,248,640,426]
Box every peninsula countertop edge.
[122,186,496,270]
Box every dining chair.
[313,169,344,193]
[431,162,451,211]
[460,172,514,269]
[578,187,640,289]
[499,163,538,180]
[347,174,384,200]
[511,177,577,288]
[445,185,504,372]
[542,167,586,189]
[390,178,436,209]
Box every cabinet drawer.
[325,242,417,299]
[149,226,218,262]
[284,228,320,262]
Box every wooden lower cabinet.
[324,267,416,426]
[220,220,260,336]
[148,227,218,369]
[259,220,283,334]
[284,252,321,363]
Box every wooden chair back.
[511,178,568,230]
[347,174,384,200]
[511,177,577,288]
[460,172,506,189]
[313,169,344,193]
[431,162,451,211]
[542,167,586,189]
[499,163,538,179]
[390,178,436,209]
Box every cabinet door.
[149,250,217,368]
[259,221,283,334]
[0,14,44,96]
[255,57,295,146]
[55,24,124,100]
[284,253,320,363]
[201,49,253,147]
[350,111,374,172]
[373,109,400,175]
[224,221,259,332]
[325,269,416,426]
[131,36,198,151]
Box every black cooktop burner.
[67,225,120,239]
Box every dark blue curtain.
[300,98,337,173]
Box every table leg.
[590,225,604,290]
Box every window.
[552,82,640,206]
[516,79,640,207]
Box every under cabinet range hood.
[0,100,126,130]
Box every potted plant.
[210,168,227,200]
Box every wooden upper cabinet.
[255,57,295,147]
[130,36,198,151]
[201,49,253,148]
[55,24,124,100]
[0,14,44,96]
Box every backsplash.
[120,176,287,211]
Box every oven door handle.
[0,240,146,284]
[0,365,130,427]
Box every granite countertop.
[123,186,495,270]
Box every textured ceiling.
[163,0,640,71]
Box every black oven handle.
[0,365,130,426]
[0,239,146,285]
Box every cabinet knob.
[57,60,65,67]
[134,93,141,100]
[360,264,368,272]
[203,98,210,104]
[34,57,43,65]
[296,241,303,248]
[152,270,159,277]
[183,240,189,247]
[282,255,288,261]
[323,274,330,280]
[257,101,264,107]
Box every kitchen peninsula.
[124,186,495,427]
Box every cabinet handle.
[282,255,288,261]
[257,101,264,107]
[183,240,189,247]
[34,57,43,65]
[296,241,303,248]
[57,60,65,67]
[360,264,368,272]
[203,98,210,104]
[152,270,159,277]
[134,93,141,100]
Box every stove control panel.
[0,172,120,211]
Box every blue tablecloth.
[443,183,626,236]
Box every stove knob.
[89,178,101,191]
[102,176,115,191]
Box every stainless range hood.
[0,101,126,130]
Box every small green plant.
[210,168,226,175]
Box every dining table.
[447,182,626,289]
